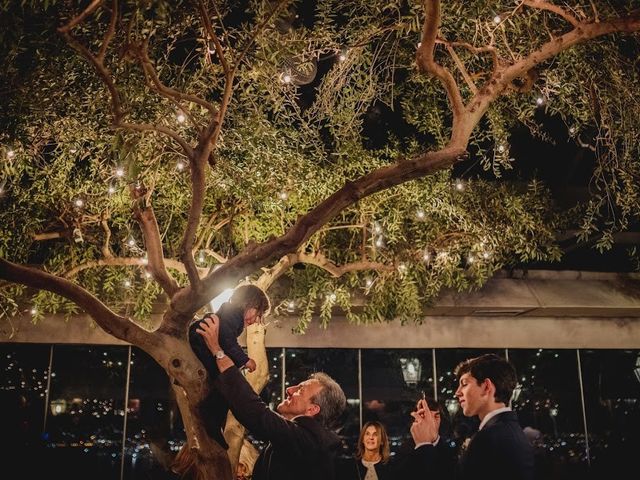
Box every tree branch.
[63,256,190,279]
[0,258,154,346]
[198,0,230,76]
[522,0,580,28]
[466,10,640,127]
[416,0,465,120]
[97,0,118,62]
[133,203,180,296]
[194,146,466,307]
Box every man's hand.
[410,399,439,445]
[244,358,257,372]
[196,315,221,354]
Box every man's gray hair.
[309,372,346,429]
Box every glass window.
[580,349,640,478]
[509,348,587,479]
[45,345,128,480]
[362,349,435,456]
[123,347,184,480]
[0,343,50,476]
[286,348,359,458]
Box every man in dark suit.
[410,353,534,480]
[196,315,347,480]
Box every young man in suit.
[410,353,534,480]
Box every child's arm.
[218,318,250,368]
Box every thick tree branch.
[134,204,180,296]
[416,0,465,120]
[0,258,154,346]
[192,146,466,308]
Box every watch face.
[215,350,225,359]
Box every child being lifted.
[189,284,270,449]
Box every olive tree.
[1,1,638,478]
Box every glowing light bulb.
[278,191,288,200]
[7,149,15,159]
[176,112,186,123]
[108,185,116,194]
[365,278,373,288]
[536,96,544,106]
[115,167,125,177]
[455,180,464,191]
[127,237,136,247]
[30,308,37,315]
[423,251,431,262]
[74,198,84,208]
[493,15,502,24]
[124,280,132,288]
[141,257,149,265]
[176,161,185,171]
[497,144,505,153]
[416,209,425,220]
[328,293,337,302]
[281,73,292,84]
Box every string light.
[286,300,295,312]
[176,110,186,123]
[423,251,431,262]
[115,167,125,178]
[107,185,116,194]
[144,271,152,279]
[280,72,292,84]
[365,278,373,288]
[374,236,385,248]
[398,263,407,275]
[176,161,186,172]
[454,179,465,191]
[197,251,206,264]
[416,209,425,220]
[141,256,149,266]
[123,279,132,288]
[338,48,347,62]
[569,126,576,135]
[536,96,545,106]
[327,293,337,302]
[6,149,15,159]
[493,15,502,24]
[74,198,84,208]
[126,236,136,248]
[497,144,506,153]
[278,191,288,200]
[30,307,37,316]
[372,221,382,235]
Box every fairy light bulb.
[423,251,431,262]
[7,149,15,159]
[115,167,125,178]
[124,280,132,288]
[126,237,136,247]
[278,191,288,200]
[108,185,116,194]
[416,209,425,220]
[365,278,373,288]
[74,198,84,208]
[197,251,206,264]
[536,96,545,106]
[493,15,502,24]
[144,271,152,279]
[176,111,186,123]
[327,293,337,302]
[141,256,149,266]
[569,126,576,135]
[497,144,506,153]
[30,307,38,315]
[280,72,292,84]
[455,179,465,191]
[375,236,384,248]
[176,161,186,171]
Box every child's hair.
[229,284,270,317]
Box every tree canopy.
[1,1,639,476]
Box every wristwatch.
[214,349,226,360]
